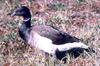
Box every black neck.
[23,17,31,28]
[19,17,31,41]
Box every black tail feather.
[55,47,95,63]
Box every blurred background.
[0,0,100,66]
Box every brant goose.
[8,6,93,62]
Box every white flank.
[28,32,89,54]
[54,42,89,51]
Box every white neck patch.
[23,18,31,22]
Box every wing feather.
[30,25,80,44]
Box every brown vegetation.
[0,0,100,66]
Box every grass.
[0,0,100,66]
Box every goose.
[8,6,93,62]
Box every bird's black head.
[8,6,31,18]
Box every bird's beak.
[7,11,16,17]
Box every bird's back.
[30,25,80,44]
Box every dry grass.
[0,0,100,66]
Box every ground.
[0,0,100,66]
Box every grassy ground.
[0,0,100,66]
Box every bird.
[8,6,93,62]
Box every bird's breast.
[28,31,56,54]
